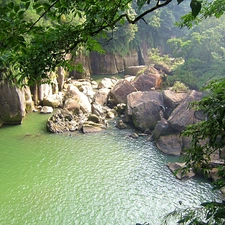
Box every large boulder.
[46,109,79,133]
[65,84,92,113]
[93,88,110,106]
[72,80,95,102]
[132,100,162,131]
[97,77,118,89]
[132,66,162,91]
[125,65,147,76]
[126,91,163,121]
[168,90,203,132]
[0,81,26,126]
[43,93,63,108]
[162,89,188,117]
[64,98,81,114]
[110,79,137,104]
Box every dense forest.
[1,0,225,224]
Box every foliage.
[171,81,189,93]
[167,15,225,89]
[182,79,225,180]
[0,0,208,86]
[164,201,225,224]
[148,48,172,65]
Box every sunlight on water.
[0,113,222,225]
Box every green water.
[0,113,222,225]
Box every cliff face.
[89,50,141,75]
[70,48,145,77]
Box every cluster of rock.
[0,65,224,190]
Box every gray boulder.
[132,66,162,91]
[98,77,118,89]
[93,88,110,106]
[0,81,26,126]
[65,84,92,113]
[110,79,137,104]
[126,91,163,126]
[168,90,203,132]
[132,100,162,131]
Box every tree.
[0,0,206,86]
[167,15,225,89]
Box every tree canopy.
[0,0,217,86]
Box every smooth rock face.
[110,79,137,104]
[132,100,162,131]
[126,91,163,116]
[97,77,118,89]
[168,90,203,132]
[65,84,92,113]
[93,88,110,106]
[163,90,188,116]
[0,81,26,125]
[132,66,162,91]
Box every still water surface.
[0,113,222,225]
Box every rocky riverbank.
[0,65,224,193]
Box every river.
[0,112,222,225]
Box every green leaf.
[190,0,202,18]
[8,2,14,10]
[14,4,20,13]
[137,0,147,10]
[25,1,30,10]
[18,10,25,19]
[215,208,225,218]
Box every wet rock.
[156,134,182,156]
[87,114,101,123]
[167,162,195,180]
[129,132,139,139]
[116,119,127,129]
[81,121,106,133]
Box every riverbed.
[0,112,222,225]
